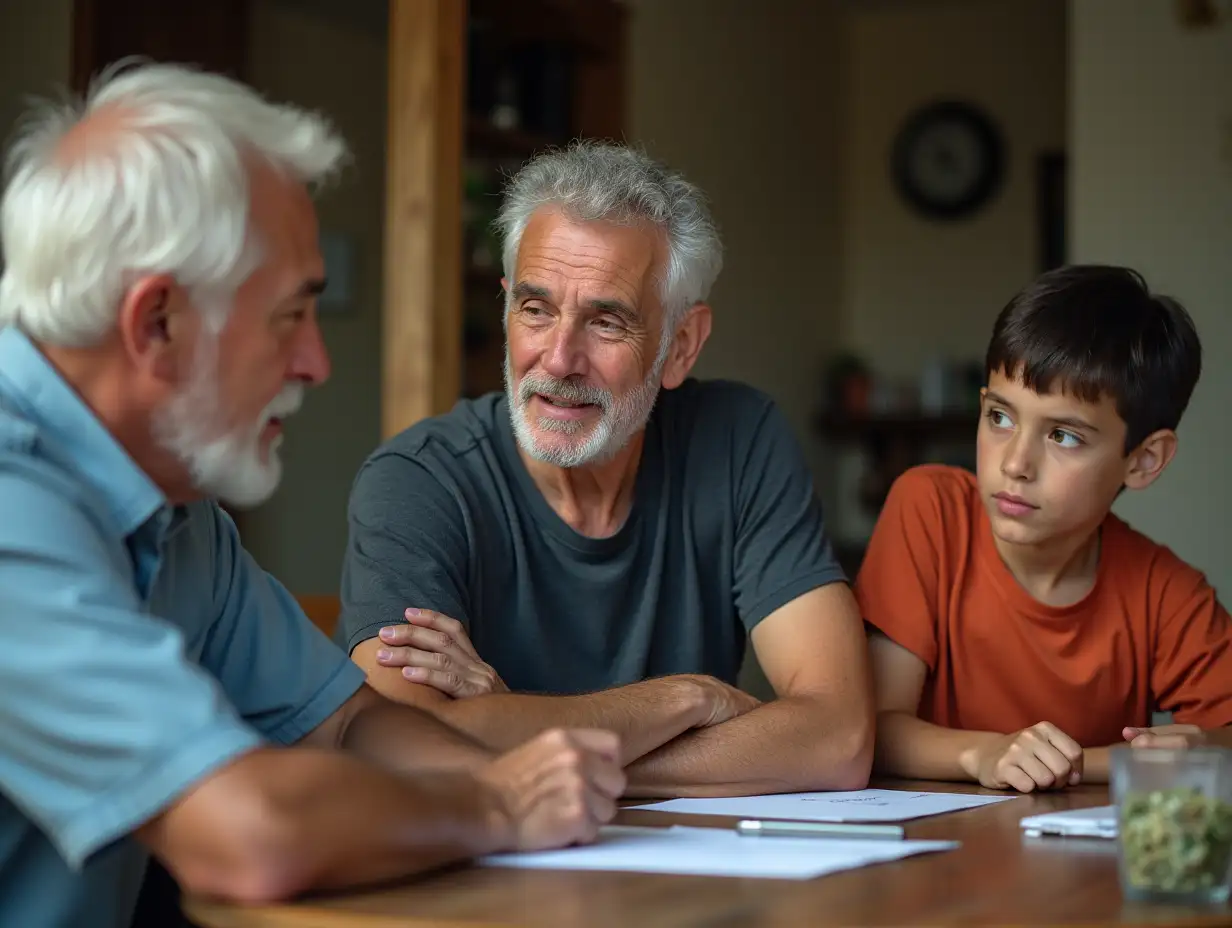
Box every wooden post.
[382,0,465,440]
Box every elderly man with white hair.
[339,143,875,798]
[0,63,625,928]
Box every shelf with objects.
[460,0,626,399]
[817,352,982,577]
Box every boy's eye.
[987,409,1012,429]
[1051,429,1082,449]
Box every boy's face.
[976,368,1136,548]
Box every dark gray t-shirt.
[336,378,845,693]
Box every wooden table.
[184,781,1232,927]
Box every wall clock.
[891,100,1005,220]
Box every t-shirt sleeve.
[731,395,847,631]
[336,451,472,654]
[0,459,263,870]
[197,504,366,745]
[1149,558,1232,729]
[853,468,945,670]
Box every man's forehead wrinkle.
[524,240,642,277]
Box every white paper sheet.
[629,788,1016,822]
[481,825,958,880]
[1019,804,1117,839]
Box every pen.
[736,819,906,841]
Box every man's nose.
[540,316,588,380]
[290,317,331,386]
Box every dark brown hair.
[985,265,1201,453]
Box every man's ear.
[115,274,190,383]
[1123,428,1179,491]
[660,303,712,391]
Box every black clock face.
[892,102,1005,220]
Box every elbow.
[837,716,876,790]
[169,792,318,905]
[819,712,875,792]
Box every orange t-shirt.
[855,464,1232,747]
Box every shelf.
[815,411,977,442]
[467,117,562,161]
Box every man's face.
[503,208,670,468]
[154,169,330,507]
[976,368,1132,549]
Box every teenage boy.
[857,264,1232,793]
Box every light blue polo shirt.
[0,326,367,928]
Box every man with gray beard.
[339,143,875,798]
[0,64,625,928]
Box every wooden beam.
[382,0,465,440]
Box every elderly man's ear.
[116,273,197,384]
[660,303,712,390]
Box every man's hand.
[1123,723,1206,749]
[679,675,762,727]
[962,721,1085,792]
[477,728,625,851]
[374,609,509,698]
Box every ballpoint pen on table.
[735,819,906,840]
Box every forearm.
[148,747,508,903]
[873,710,1002,782]
[625,696,873,798]
[434,677,707,765]
[1081,746,1111,783]
[268,752,506,894]
[342,700,494,773]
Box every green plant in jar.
[1119,786,1232,895]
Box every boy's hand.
[964,721,1084,792]
[1122,724,1205,749]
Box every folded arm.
[354,638,718,766]
[625,584,875,798]
[868,631,996,781]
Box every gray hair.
[494,141,723,332]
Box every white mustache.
[264,383,304,422]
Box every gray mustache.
[518,374,611,409]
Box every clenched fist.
[478,728,626,851]
[964,721,1084,793]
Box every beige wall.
[626,0,845,484]
[238,0,387,592]
[1070,0,1232,594]
[841,0,1067,378]
[627,0,845,697]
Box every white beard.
[153,334,303,508]
[504,350,665,469]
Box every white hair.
[0,60,348,347]
[494,141,723,334]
